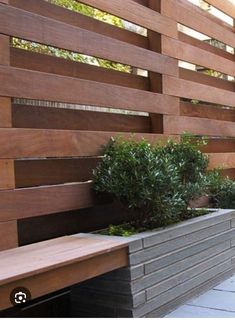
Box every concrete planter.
[71,209,235,317]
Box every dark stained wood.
[11,48,150,91]
[179,32,235,62]
[201,139,235,153]
[0,128,178,158]
[180,101,235,122]
[18,202,132,246]
[208,153,235,170]
[0,221,18,251]
[162,36,235,77]
[9,0,148,49]
[0,97,12,128]
[0,235,128,310]
[0,34,9,66]
[77,0,178,38]
[179,68,235,92]
[15,158,100,188]
[163,76,235,108]
[0,4,178,76]
[221,169,235,179]
[205,0,235,19]
[0,66,179,115]
[164,115,235,137]
[0,182,95,221]
[163,0,235,47]
[12,104,151,132]
[0,160,15,190]
[147,0,179,134]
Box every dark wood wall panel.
[0,66,179,115]
[0,0,234,254]
[12,104,151,132]
[11,48,150,91]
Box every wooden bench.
[0,234,128,311]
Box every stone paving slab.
[187,290,235,312]
[214,276,235,292]
[165,275,235,318]
[165,305,235,318]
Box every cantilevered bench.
[0,234,128,311]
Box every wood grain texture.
[15,158,100,188]
[0,221,18,251]
[0,97,12,127]
[0,160,15,190]
[9,0,148,49]
[0,66,179,115]
[208,153,235,170]
[180,102,235,122]
[201,139,235,153]
[18,202,133,246]
[0,128,178,158]
[0,235,128,310]
[162,36,235,77]
[11,48,150,91]
[221,169,235,179]
[162,0,235,47]
[0,235,128,285]
[205,0,235,19]
[179,68,234,91]
[0,182,95,221]
[78,0,178,38]
[0,34,9,66]
[163,76,235,108]
[179,32,234,62]
[147,0,179,134]
[11,104,151,133]
[0,4,178,77]
[164,115,235,137]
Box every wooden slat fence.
[0,0,234,251]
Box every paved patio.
[165,275,235,318]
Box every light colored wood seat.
[0,234,128,311]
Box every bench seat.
[0,234,128,311]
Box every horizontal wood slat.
[164,115,235,137]
[0,4,178,76]
[180,102,235,122]
[178,32,235,62]
[205,0,235,19]
[0,160,15,190]
[179,68,235,92]
[0,66,179,115]
[201,139,235,153]
[0,234,128,286]
[0,34,9,65]
[11,104,151,133]
[11,48,150,91]
[0,97,12,127]
[163,76,235,108]
[0,244,128,310]
[163,36,235,77]
[15,158,100,188]
[221,169,235,179]
[208,153,235,170]
[0,128,178,158]
[9,0,148,48]
[78,0,178,39]
[0,221,18,251]
[163,0,235,47]
[0,182,95,221]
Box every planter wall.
[71,209,235,317]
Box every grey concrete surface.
[165,275,235,318]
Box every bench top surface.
[0,234,128,286]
